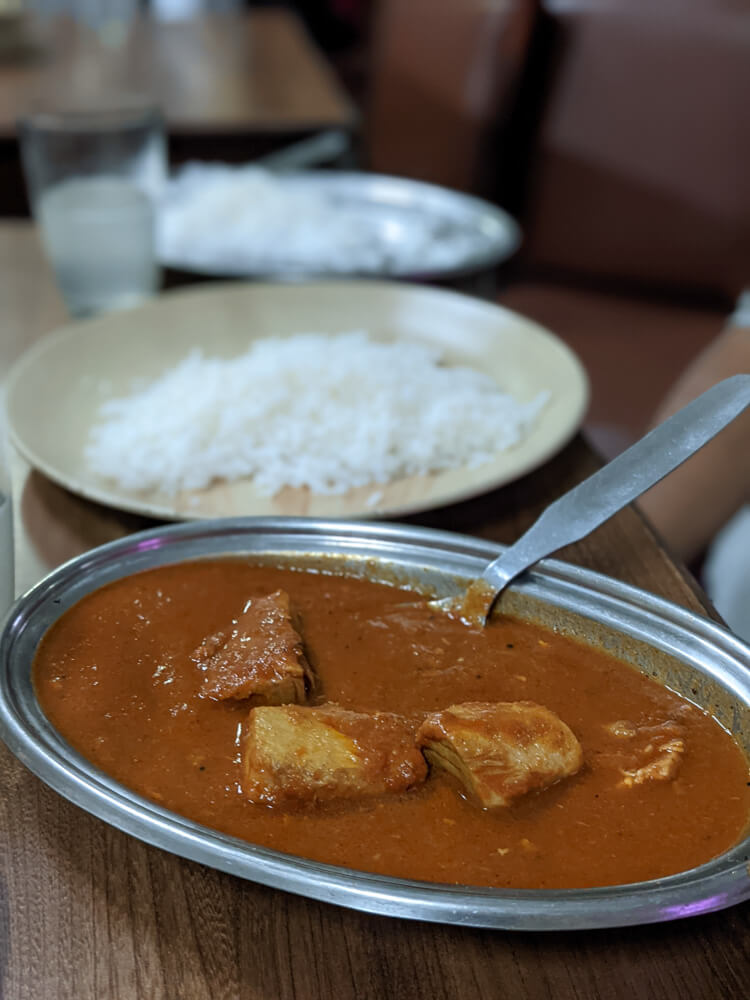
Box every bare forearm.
[637,319,750,562]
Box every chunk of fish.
[242,703,428,806]
[416,700,583,808]
[621,737,685,786]
[192,590,316,705]
[601,718,686,787]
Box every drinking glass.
[18,98,168,318]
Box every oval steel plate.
[0,518,748,930]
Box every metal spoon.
[256,130,351,172]
[440,373,750,626]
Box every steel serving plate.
[1,518,749,931]
[157,170,522,282]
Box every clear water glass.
[18,99,168,318]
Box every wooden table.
[1,222,748,1000]
[0,9,357,214]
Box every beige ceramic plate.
[5,280,589,521]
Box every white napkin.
[703,505,750,643]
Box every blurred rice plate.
[156,166,521,279]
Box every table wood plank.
[0,10,357,214]
[0,222,747,1000]
[0,11,356,137]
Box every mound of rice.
[84,331,549,497]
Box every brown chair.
[497,0,750,455]
[363,0,538,195]
[520,1,750,302]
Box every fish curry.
[32,559,750,890]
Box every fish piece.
[600,718,687,787]
[242,703,428,806]
[193,590,316,705]
[416,700,583,808]
[621,737,685,786]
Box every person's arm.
[637,298,750,564]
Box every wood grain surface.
[0,10,356,137]
[0,9,357,215]
[1,222,748,1000]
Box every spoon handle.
[481,373,750,599]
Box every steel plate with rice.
[0,518,748,930]
[156,169,521,281]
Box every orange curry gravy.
[33,559,750,890]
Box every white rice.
[84,331,549,497]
